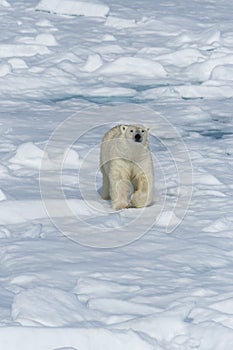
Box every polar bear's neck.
[117,137,150,163]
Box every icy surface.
[0,0,233,349]
[36,0,110,18]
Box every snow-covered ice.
[0,0,233,349]
[98,56,167,79]
[36,0,110,18]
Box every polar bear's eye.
[130,129,134,133]
[141,130,145,133]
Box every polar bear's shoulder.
[102,125,122,142]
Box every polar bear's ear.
[147,127,151,133]
[120,125,128,134]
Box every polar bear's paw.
[131,191,148,208]
[112,199,129,210]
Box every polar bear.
[100,124,154,210]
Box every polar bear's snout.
[135,133,142,142]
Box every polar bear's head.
[120,124,150,146]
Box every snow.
[98,56,167,79]
[0,44,50,57]
[0,63,11,77]
[0,0,233,349]
[12,286,93,326]
[0,327,153,350]
[81,54,103,72]
[0,0,10,7]
[9,142,48,169]
[35,33,58,46]
[36,0,110,18]
[8,58,28,69]
[105,16,136,29]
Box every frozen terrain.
[0,0,233,349]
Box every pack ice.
[0,0,233,349]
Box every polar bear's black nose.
[135,133,142,142]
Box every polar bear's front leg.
[101,166,111,200]
[110,178,132,210]
[131,173,152,208]
[109,163,131,210]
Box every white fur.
[100,124,154,210]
